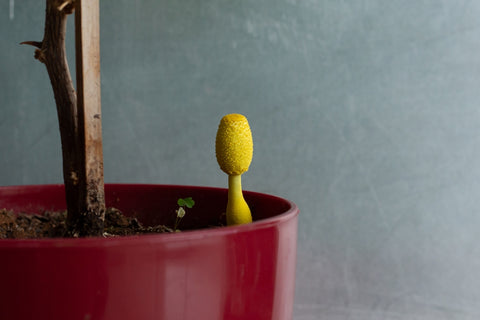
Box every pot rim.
[0,183,298,247]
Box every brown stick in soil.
[22,0,105,237]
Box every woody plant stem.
[22,0,105,237]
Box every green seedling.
[174,197,195,232]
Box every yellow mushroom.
[215,114,253,225]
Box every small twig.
[20,41,43,48]
[57,1,69,11]
[58,0,75,14]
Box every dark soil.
[0,208,175,239]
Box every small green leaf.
[177,197,195,208]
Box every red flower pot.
[0,184,298,320]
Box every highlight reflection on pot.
[215,114,253,226]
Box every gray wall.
[2,1,480,319]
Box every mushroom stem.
[227,174,252,225]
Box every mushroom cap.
[215,114,253,175]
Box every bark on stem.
[23,0,105,237]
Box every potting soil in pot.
[0,208,225,239]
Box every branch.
[24,0,105,237]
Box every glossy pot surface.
[0,184,298,320]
